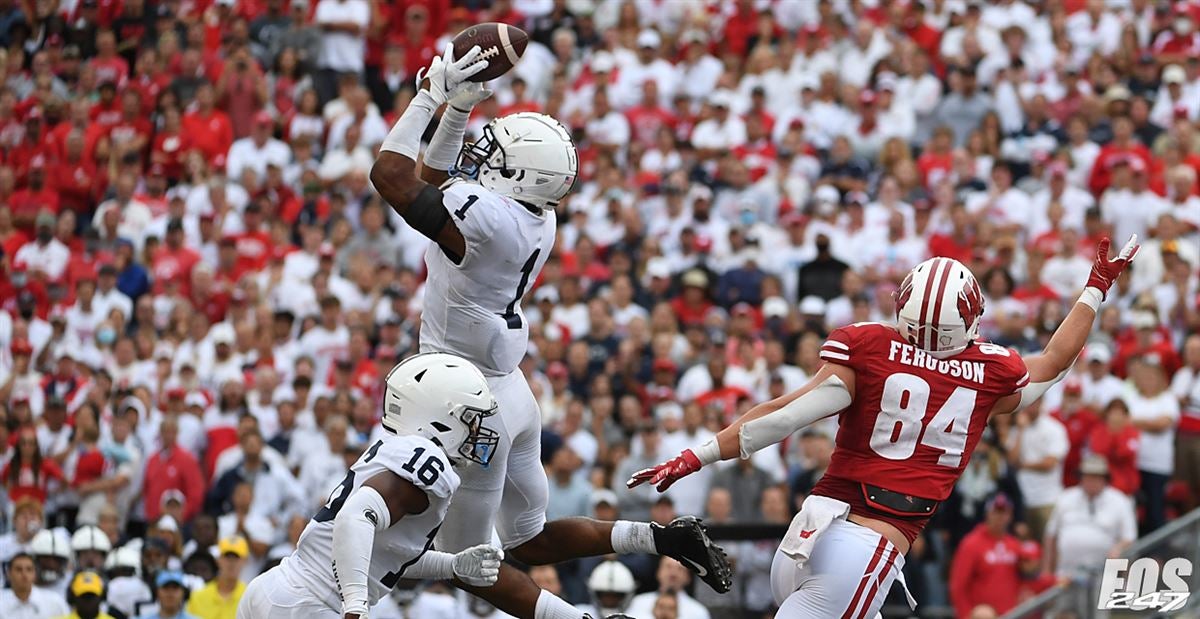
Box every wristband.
[380,91,439,160]
[694,438,721,466]
[1077,286,1103,312]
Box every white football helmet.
[383,352,499,465]
[72,525,112,554]
[456,112,578,211]
[587,560,635,615]
[894,257,985,358]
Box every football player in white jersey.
[371,45,731,619]
[241,353,620,619]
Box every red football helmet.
[893,257,984,358]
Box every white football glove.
[448,82,493,113]
[452,544,503,587]
[417,44,489,108]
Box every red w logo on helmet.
[957,277,984,328]
[894,271,915,315]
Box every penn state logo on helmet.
[893,257,984,358]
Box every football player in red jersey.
[629,236,1140,618]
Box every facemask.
[97,328,117,345]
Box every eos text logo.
[1096,558,1192,612]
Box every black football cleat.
[651,516,734,593]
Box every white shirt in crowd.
[0,586,70,619]
[314,0,369,73]
[1008,412,1069,509]
[226,136,292,181]
[1046,485,1136,577]
[626,590,711,619]
[14,239,70,281]
[1124,387,1180,475]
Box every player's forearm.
[1036,299,1097,380]
[374,90,441,212]
[420,106,471,187]
[331,488,392,615]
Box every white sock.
[534,589,583,619]
[610,520,656,555]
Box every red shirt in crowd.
[926,232,974,265]
[181,108,234,163]
[152,244,202,296]
[143,444,206,522]
[51,156,100,214]
[1089,143,1153,195]
[70,445,109,488]
[1050,406,1100,487]
[2,458,66,504]
[950,523,1023,617]
[1088,424,1141,495]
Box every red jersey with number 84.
[812,322,1029,542]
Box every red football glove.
[1086,235,1139,300]
[626,449,702,493]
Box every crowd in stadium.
[0,0,1198,617]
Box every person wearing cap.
[59,570,116,619]
[613,28,677,107]
[1123,354,1181,533]
[136,570,198,619]
[1090,115,1153,196]
[0,552,69,618]
[187,536,248,619]
[1005,399,1068,542]
[691,89,748,155]
[1044,455,1136,579]
[225,110,290,181]
[948,493,1023,617]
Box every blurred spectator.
[1044,456,1136,578]
[187,536,248,619]
[950,494,1022,618]
[1171,333,1200,509]
[2,428,65,505]
[1124,354,1181,533]
[1087,398,1141,496]
[64,570,114,619]
[144,415,205,524]
[138,569,199,619]
[1006,400,1068,542]
[625,557,710,619]
[0,551,68,618]
[1048,379,1099,487]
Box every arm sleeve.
[331,485,392,616]
[391,550,456,580]
[738,373,852,459]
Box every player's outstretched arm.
[996,235,1139,415]
[418,81,492,187]
[334,472,502,619]
[371,43,488,261]
[628,364,856,492]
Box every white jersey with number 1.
[275,434,459,612]
[419,179,556,377]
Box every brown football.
[452,22,529,82]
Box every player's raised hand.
[1086,235,1139,300]
[417,44,489,107]
[452,544,504,587]
[627,449,702,493]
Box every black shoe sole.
[666,516,734,593]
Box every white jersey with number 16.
[278,434,459,612]
[419,179,555,377]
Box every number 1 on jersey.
[869,372,975,467]
[502,248,541,329]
